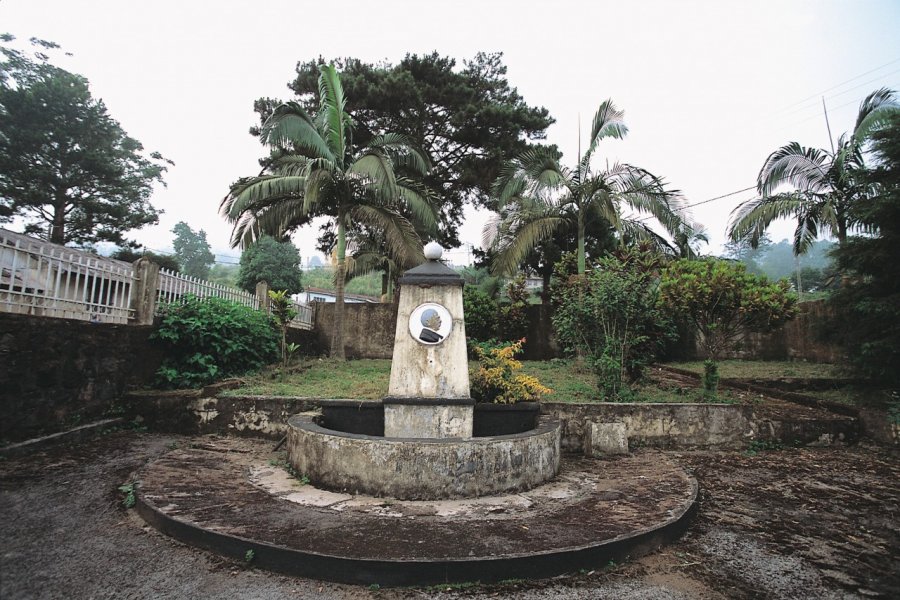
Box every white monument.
[384,242,473,438]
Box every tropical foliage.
[462,286,498,342]
[256,52,553,247]
[485,99,691,275]
[152,296,279,389]
[727,88,898,255]
[552,248,675,399]
[267,290,298,367]
[658,260,798,393]
[221,64,435,358]
[828,112,900,385]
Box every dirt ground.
[1,432,898,599]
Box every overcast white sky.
[3,0,899,266]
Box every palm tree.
[485,99,689,275]
[727,88,898,255]
[221,65,435,358]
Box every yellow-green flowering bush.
[470,339,551,404]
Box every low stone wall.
[124,392,320,440]
[122,392,759,451]
[0,312,161,443]
[541,402,755,452]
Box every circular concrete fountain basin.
[286,413,561,500]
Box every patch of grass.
[666,360,844,380]
[519,359,597,403]
[226,359,392,398]
[522,359,738,403]
[225,357,757,404]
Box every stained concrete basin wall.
[287,414,561,500]
[542,402,755,452]
[122,394,757,449]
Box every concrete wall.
[0,312,161,443]
[308,300,839,363]
[541,402,755,452]
[312,302,397,358]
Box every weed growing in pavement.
[118,483,136,508]
[745,439,785,456]
[244,549,255,563]
[268,458,310,485]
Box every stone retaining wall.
[542,402,755,452]
[0,312,161,443]
[121,392,761,450]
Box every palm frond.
[494,147,567,205]
[852,87,899,142]
[588,99,628,150]
[350,151,398,199]
[727,192,805,246]
[260,102,334,162]
[317,64,349,164]
[491,215,567,276]
[349,204,425,267]
[758,143,829,197]
[396,176,439,232]
[481,212,502,249]
[368,133,430,175]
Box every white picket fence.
[157,268,261,310]
[0,229,313,330]
[156,268,314,330]
[0,230,135,324]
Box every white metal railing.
[0,231,135,324]
[157,268,261,311]
[288,299,314,330]
[156,268,314,330]
[0,229,314,330]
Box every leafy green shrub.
[499,275,530,342]
[153,296,279,388]
[470,339,551,404]
[463,286,498,342]
[268,289,298,367]
[552,252,674,399]
[658,259,798,393]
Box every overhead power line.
[769,57,900,116]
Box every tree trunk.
[577,211,586,274]
[50,202,66,245]
[330,213,347,360]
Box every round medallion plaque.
[409,303,452,345]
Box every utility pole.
[822,97,836,154]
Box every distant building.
[294,287,380,304]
